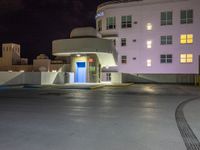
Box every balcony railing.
[97,0,142,10]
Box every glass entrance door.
[76,62,87,83]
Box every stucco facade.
[96,0,200,75]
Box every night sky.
[0,0,110,62]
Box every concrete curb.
[1,83,134,90]
[104,83,133,88]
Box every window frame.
[180,54,193,63]
[121,15,132,28]
[97,20,102,31]
[181,9,193,24]
[121,38,127,47]
[106,17,116,30]
[161,11,173,26]
[180,34,193,44]
[160,54,173,64]
[121,56,127,64]
[161,35,173,45]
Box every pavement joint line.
[175,97,200,150]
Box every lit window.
[146,23,152,30]
[147,59,152,67]
[180,34,193,44]
[121,16,132,28]
[147,40,152,48]
[106,17,116,30]
[181,9,193,24]
[121,56,127,64]
[161,11,173,26]
[180,54,193,63]
[187,34,193,44]
[121,38,127,46]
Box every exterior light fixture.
[77,54,81,57]
[20,70,25,72]
[147,59,152,67]
[147,40,152,48]
[147,23,152,30]
[106,66,109,69]
[52,70,57,72]
[88,58,94,63]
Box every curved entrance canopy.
[52,38,117,67]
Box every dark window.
[161,11,173,26]
[121,38,127,46]
[97,20,102,31]
[106,17,116,30]
[121,56,127,64]
[160,54,173,63]
[121,16,132,28]
[181,9,193,24]
[161,35,173,45]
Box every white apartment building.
[96,0,200,83]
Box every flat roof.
[97,0,142,10]
[97,0,188,11]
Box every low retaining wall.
[0,72,74,85]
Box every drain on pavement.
[175,97,200,150]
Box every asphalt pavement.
[0,84,199,150]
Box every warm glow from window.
[147,23,152,30]
[147,40,152,48]
[180,54,193,63]
[147,59,152,67]
[187,34,193,44]
[180,34,193,44]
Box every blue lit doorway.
[75,62,87,83]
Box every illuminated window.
[147,40,152,48]
[180,34,193,44]
[146,23,152,30]
[180,54,193,63]
[121,56,127,64]
[181,9,193,24]
[147,59,152,67]
[106,17,116,30]
[160,54,172,63]
[121,16,132,28]
[121,38,127,46]
[97,20,102,31]
[161,11,173,26]
[161,35,173,45]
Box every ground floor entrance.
[75,62,87,83]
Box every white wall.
[0,72,75,85]
[97,0,200,74]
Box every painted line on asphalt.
[175,97,200,150]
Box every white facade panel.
[97,0,200,74]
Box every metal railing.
[97,0,142,10]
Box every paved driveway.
[0,84,199,150]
